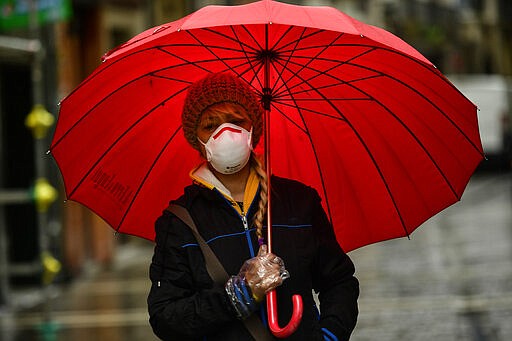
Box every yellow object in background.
[42,251,62,285]
[25,104,54,139]
[32,178,58,213]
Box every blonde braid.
[251,152,268,244]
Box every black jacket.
[148,176,359,340]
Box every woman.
[147,72,359,340]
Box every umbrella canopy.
[50,0,483,253]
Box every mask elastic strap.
[197,137,207,146]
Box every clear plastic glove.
[242,245,289,301]
[225,245,289,319]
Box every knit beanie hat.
[182,72,263,151]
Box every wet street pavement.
[1,172,511,341]
[1,240,157,341]
[350,172,512,340]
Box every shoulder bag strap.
[167,204,229,283]
[166,204,273,341]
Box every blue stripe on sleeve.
[233,285,250,315]
[239,280,252,303]
[322,328,338,341]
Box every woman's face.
[196,103,253,145]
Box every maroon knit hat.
[182,72,263,151]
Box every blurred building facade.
[0,0,510,309]
[0,0,190,307]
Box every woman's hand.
[242,245,289,301]
[225,245,289,319]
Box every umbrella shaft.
[264,23,273,253]
[264,107,273,253]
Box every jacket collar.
[189,163,260,215]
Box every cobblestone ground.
[1,173,510,341]
[349,172,512,341]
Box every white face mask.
[198,123,253,174]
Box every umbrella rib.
[240,24,265,52]
[274,27,421,240]
[66,87,189,199]
[278,97,370,102]
[185,29,266,93]
[157,41,255,55]
[272,99,347,122]
[280,53,482,160]
[270,51,374,107]
[66,41,361,106]
[271,28,327,54]
[343,78,462,198]
[278,41,483,157]
[162,50,258,79]
[275,47,377,99]
[264,25,339,227]
[65,41,253,100]
[281,75,381,98]
[116,125,183,233]
[278,42,377,59]
[346,80,463,202]
[267,102,308,134]
[276,56,371,92]
[54,50,260,151]
[272,32,346,98]
[156,45,233,74]
[280,53,467,199]
[60,43,209,100]
[272,57,410,236]
[55,46,259,151]
[156,46,237,66]
[294,59,463,200]
[164,31,266,102]
[64,36,350,108]
[201,27,261,54]
[57,45,268,149]
[341,58,484,159]
[278,39,477,138]
[230,25,266,91]
[269,26,296,53]
[185,30,256,80]
[173,28,265,94]
[52,70,193,151]
[270,26,312,97]
[271,74,335,225]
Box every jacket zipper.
[213,188,256,257]
[241,213,248,230]
[241,211,256,257]
[213,188,266,325]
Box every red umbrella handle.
[266,290,303,338]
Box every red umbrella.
[50,0,484,337]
